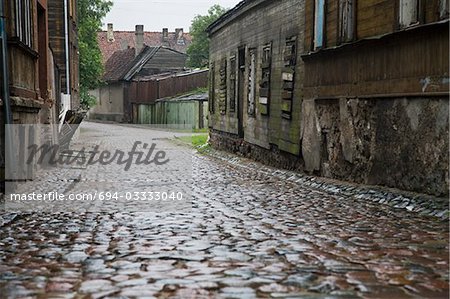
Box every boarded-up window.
[440,0,449,18]
[259,43,272,116]
[219,59,227,115]
[247,49,256,116]
[229,56,237,113]
[399,0,419,28]
[281,36,296,120]
[209,62,215,113]
[314,0,325,49]
[338,0,354,43]
[13,0,33,47]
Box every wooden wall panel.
[303,0,444,52]
[303,23,449,98]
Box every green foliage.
[186,5,227,68]
[78,0,112,109]
[177,134,209,148]
[80,88,97,108]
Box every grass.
[177,133,210,153]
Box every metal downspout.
[0,0,12,126]
[0,0,15,186]
[63,0,70,100]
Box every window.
[13,0,33,47]
[314,0,325,49]
[229,56,237,113]
[399,0,419,28]
[440,0,449,19]
[281,36,296,120]
[247,49,256,116]
[209,62,215,113]
[338,0,354,43]
[219,59,227,115]
[259,43,272,116]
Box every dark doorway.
[237,47,246,138]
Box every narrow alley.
[0,122,448,299]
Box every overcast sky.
[103,0,242,32]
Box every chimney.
[175,28,185,45]
[135,25,144,56]
[107,23,114,42]
[162,28,169,41]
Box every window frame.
[209,62,215,114]
[398,0,420,28]
[229,55,237,113]
[13,0,33,48]
[259,42,272,116]
[314,0,326,50]
[247,48,256,117]
[440,0,449,19]
[338,0,355,44]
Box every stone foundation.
[210,130,304,171]
[210,97,449,197]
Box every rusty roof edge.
[206,0,274,36]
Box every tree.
[78,0,113,109]
[187,5,227,68]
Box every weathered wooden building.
[97,24,192,63]
[136,92,208,130]
[89,26,190,123]
[2,0,78,125]
[1,0,80,187]
[129,70,208,128]
[207,0,306,160]
[3,0,50,125]
[207,0,449,196]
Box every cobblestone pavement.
[1,122,449,299]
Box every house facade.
[97,24,192,63]
[1,0,80,187]
[207,0,449,196]
[89,26,189,123]
[207,0,306,164]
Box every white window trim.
[399,0,419,28]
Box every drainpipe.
[63,0,70,106]
[0,0,15,185]
[0,0,12,126]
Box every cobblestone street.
[0,122,449,299]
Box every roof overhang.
[206,0,275,37]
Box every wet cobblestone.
[0,122,448,298]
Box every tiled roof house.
[98,24,192,63]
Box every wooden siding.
[305,0,446,52]
[303,22,449,99]
[137,48,187,77]
[136,101,208,130]
[128,71,208,104]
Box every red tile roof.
[97,30,192,63]
[103,47,137,82]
